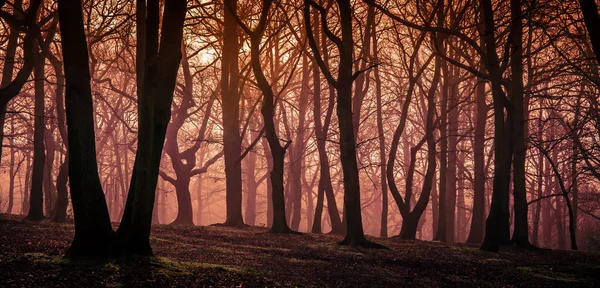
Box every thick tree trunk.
[58,0,116,258]
[480,0,513,252]
[579,0,600,65]
[336,0,379,248]
[171,176,194,225]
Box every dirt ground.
[1,215,598,287]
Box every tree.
[57,0,116,258]
[25,38,46,221]
[509,0,532,248]
[310,7,344,235]
[305,0,382,247]
[220,0,245,228]
[118,0,188,255]
[229,0,296,234]
[479,0,513,252]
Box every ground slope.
[0,215,598,287]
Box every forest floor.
[0,215,599,287]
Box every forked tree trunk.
[118,0,187,255]
[305,0,379,247]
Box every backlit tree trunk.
[58,0,116,258]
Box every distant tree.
[25,36,46,222]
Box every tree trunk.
[171,176,194,225]
[509,0,531,248]
[435,52,448,242]
[0,0,24,166]
[7,122,17,214]
[467,74,487,244]
[221,0,244,228]
[25,48,46,222]
[290,53,310,231]
[245,141,258,226]
[246,4,294,233]
[117,0,187,255]
[374,25,388,238]
[446,77,458,243]
[58,0,116,258]
[480,0,513,252]
[579,0,600,65]
[457,152,466,242]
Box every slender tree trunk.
[435,69,448,242]
[0,0,23,166]
[26,49,46,222]
[7,123,16,214]
[310,10,343,234]
[509,0,531,248]
[336,0,371,246]
[44,129,56,216]
[374,27,388,238]
[446,78,458,243]
[50,52,69,223]
[542,157,553,247]
[221,0,244,228]
[22,152,31,214]
[245,141,258,226]
[457,153,466,242]
[290,54,309,231]
[262,138,274,228]
[467,74,487,244]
